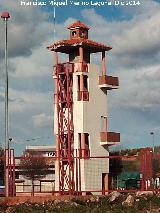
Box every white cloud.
[82,2,160,67]
[0,0,51,58]
[32,113,53,128]
[109,64,160,110]
[81,3,160,112]
[7,88,52,113]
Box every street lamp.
[1,11,10,197]
[1,11,10,150]
[150,132,155,153]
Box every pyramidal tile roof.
[47,38,112,53]
[68,20,90,30]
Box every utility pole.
[1,11,10,197]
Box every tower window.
[80,30,86,38]
[78,133,81,149]
[84,133,89,148]
[72,31,77,37]
[77,75,80,91]
[78,133,90,158]
[83,75,88,91]
[77,75,89,101]
[78,133,89,149]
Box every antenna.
[53,6,56,42]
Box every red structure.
[48,20,120,195]
[140,148,153,190]
[55,63,75,194]
[4,149,15,197]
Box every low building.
[15,145,56,195]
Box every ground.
[1,192,160,212]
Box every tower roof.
[47,38,112,53]
[68,20,90,30]
[47,20,112,53]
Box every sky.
[0,0,160,155]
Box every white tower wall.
[73,63,109,194]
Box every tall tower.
[48,20,120,195]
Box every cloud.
[81,3,160,112]
[32,113,53,128]
[0,0,52,59]
[81,2,160,68]
[5,88,52,113]
[114,12,160,58]
[108,64,160,112]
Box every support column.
[104,117,107,132]
[81,133,86,195]
[54,51,58,154]
[79,46,83,72]
[54,51,58,66]
[54,51,59,194]
[102,51,106,76]
[102,174,109,195]
[81,133,85,158]
[80,75,84,91]
[79,75,84,100]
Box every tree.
[19,151,49,195]
[152,158,160,178]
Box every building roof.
[25,145,56,152]
[47,38,112,53]
[67,20,90,30]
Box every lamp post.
[1,11,10,150]
[150,132,155,153]
[1,11,10,197]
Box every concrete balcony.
[99,75,119,90]
[100,132,120,146]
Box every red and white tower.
[48,21,120,195]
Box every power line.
[10,136,53,145]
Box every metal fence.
[0,148,160,196]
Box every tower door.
[102,173,108,195]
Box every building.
[15,145,56,195]
[48,20,120,195]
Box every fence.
[0,148,159,196]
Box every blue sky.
[0,0,160,155]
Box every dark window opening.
[77,75,89,101]
[80,30,86,38]
[84,133,89,148]
[78,133,90,158]
[77,75,80,91]
[83,75,88,91]
[78,133,81,149]
[72,31,77,37]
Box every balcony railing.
[99,75,119,90]
[77,91,89,101]
[100,132,120,146]
[53,62,74,76]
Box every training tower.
[48,21,120,194]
